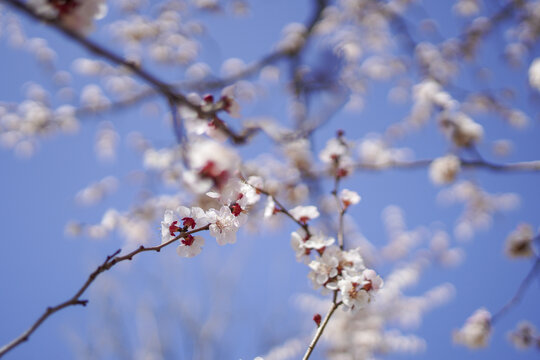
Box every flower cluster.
[160,177,261,256]
[285,190,383,313]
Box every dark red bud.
[313,313,322,327]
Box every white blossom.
[507,321,539,350]
[319,138,349,164]
[340,189,361,208]
[289,205,319,224]
[207,206,246,245]
[161,209,177,244]
[291,230,310,263]
[529,58,540,91]
[505,223,535,259]
[177,206,209,230]
[305,233,335,250]
[308,246,340,291]
[29,0,108,34]
[429,155,461,185]
[177,236,205,258]
[338,275,370,312]
[263,196,277,218]
[453,308,491,349]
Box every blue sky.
[0,1,539,359]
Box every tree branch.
[303,292,342,360]
[354,158,540,172]
[491,256,540,324]
[0,224,210,358]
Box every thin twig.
[254,186,312,238]
[0,225,210,358]
[491,257,540,324]
[353,158,540,172]
[303,294,342,360]
[331,168,346,250]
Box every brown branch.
[1,0,196,108]
[331,164,346,250]
[255,186,313,237]
[0,224,210,359]
[72,0,329,126]
[1,0,257,144]
[303,292,342,360]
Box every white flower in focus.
[291,230,310,263]
[177,206,209,230]
[361,269,384,292]
[338,275,370,312]
[308,246,340,291]
[207,206,245,245]
[453,308,491,349]
[264,196,277,218]
[529,58,540,91]
[289,205,319,224]
[339,248,366,276]
[207,177,261,212]
[305,233,335,250]
[340,189,361,208]
[161,209,179,244]
[429,155,461,185]
[177,235,205,258]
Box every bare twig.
[353,158,540,172]
[254,186,312,238]
[491,256,540,324]
[302,292,342,360]
[0,225,210,358]
[331,166,346,250]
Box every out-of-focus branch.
[491,254,540,324]
[1,0,257,144]
[0,225,210,359]
[73,0,329,121]
[1,0,196,109]
[354,158,540,172]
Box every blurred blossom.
[505,223,536,259]
[507,321,540,350]
[438,181,520,241]
[429,155,461,185]
[529,58,540,91]
[492,139,513,157]
[453,0,481,17]
[453,308,491,349]
[94,121,119,163]
[75,176,118,206]
[29,0,107,34]
[276,23,306,54]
